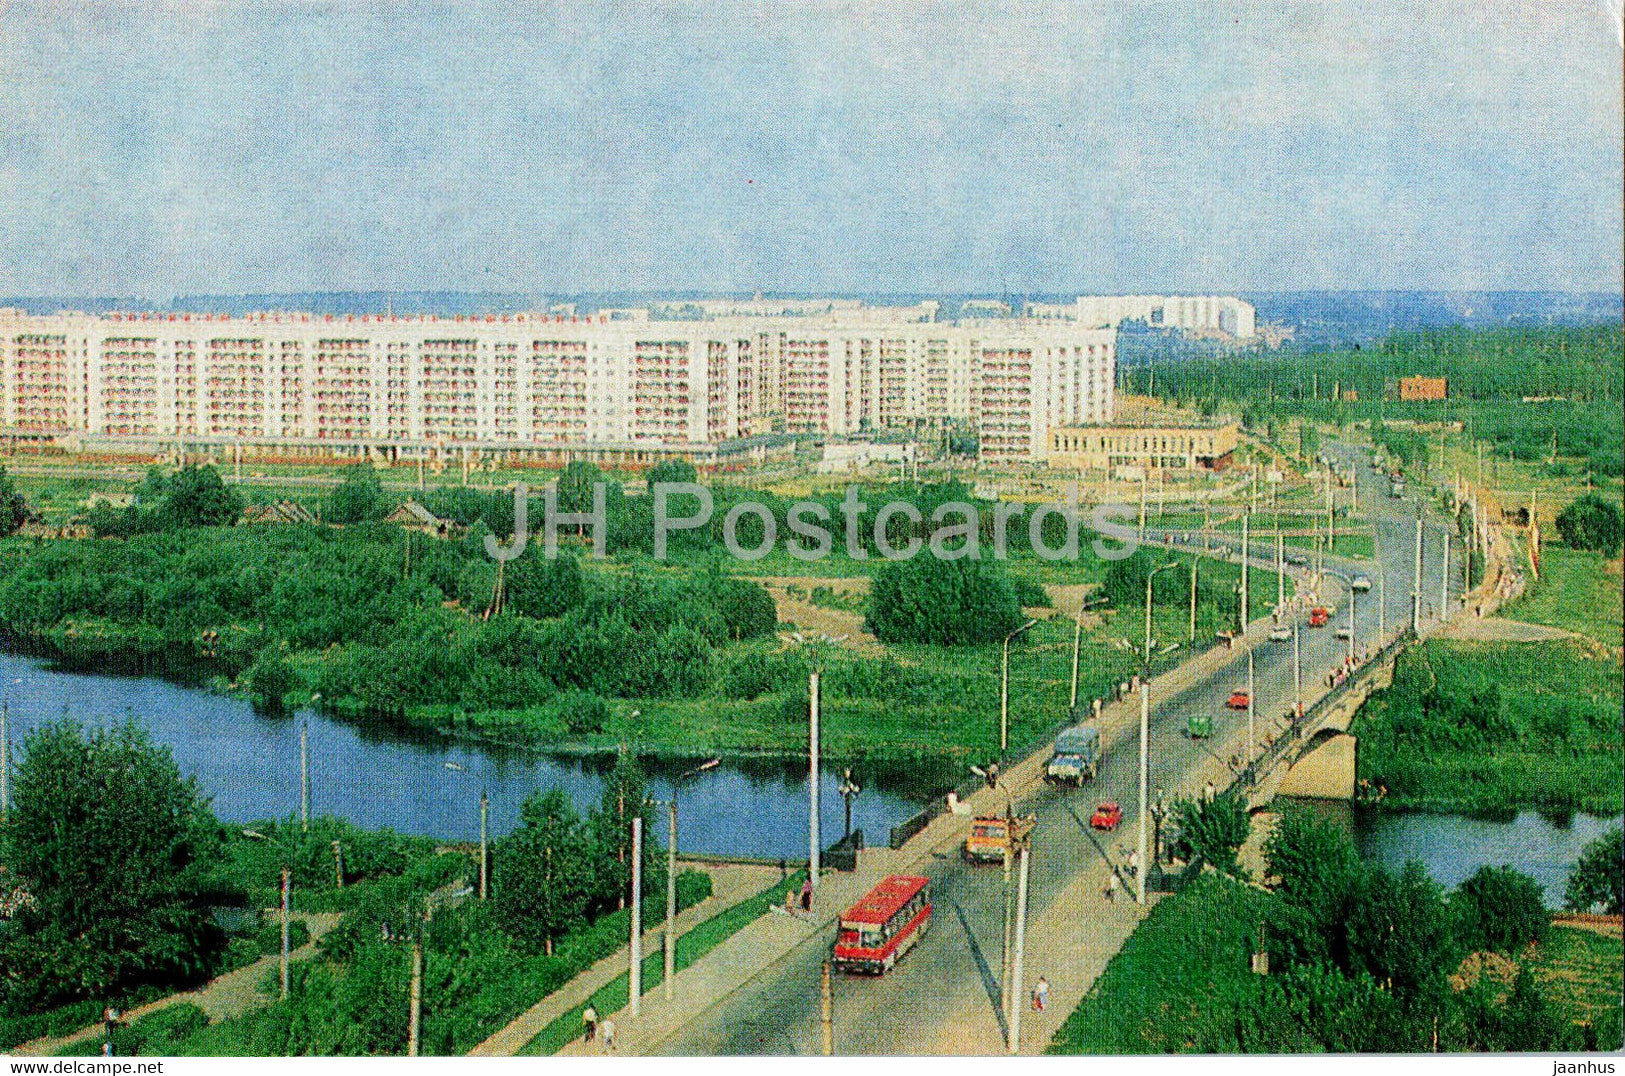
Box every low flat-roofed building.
[1047,420,1238,474]
[1398,376,1447,401]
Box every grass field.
[1046,874,1273,1054]
[1529,925,1625,1050]
[1501,545,1625,649]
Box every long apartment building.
[0,304,1115,462]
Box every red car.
[1090,802,1123,830]
[1227,691,1250,710]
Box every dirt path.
[13,911,343,1056]
[1436,616,1578,643]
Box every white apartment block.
[0,305,1115,462]
[1027,295,1257,339]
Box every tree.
[158,464,243,528]
[1555,494,1623,557]
[324,466,389,524]
[1264,805,1363,964]
[866,554,1023,646]
[646,459,698,487]
[0,466,29,535]
[1344,861,1457,1009]
[1564,826,1623,914]
[492,790,590,955]
[1452,865,1548,954]
[0,721,223,1011]
[1172,794,1250,874]
[586,751,665,915]
[245,648,299,713]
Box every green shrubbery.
[1050,805,1600,1054]
[1355,639,1623,816]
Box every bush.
[1555,494,1623,557]
[866,554,1022,646]
[1452,865,1548,954]
[1565,826,1623,914]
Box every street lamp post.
[838,769,861,842]
[1068,609,1083,714]
[1136,683,1150,905]
[1292,622,1302,734]
[1144,563,1180,668]
[657,758,719,1002]
[1001,619,1039,755]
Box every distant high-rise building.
[0,304,1116,462]
[1025,295,1257,339]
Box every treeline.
[1135,326,1624,477]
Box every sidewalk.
[12,911,342,1057]
[468,863,779,1056]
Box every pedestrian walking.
[800,877,813,912]
[1203,781,1215,804]
[600,1016,617,1053]
[582,1004,597,1043]
[1032,976,1050,1012]
[1127,848,1139,878]
[1105,871,1120,903]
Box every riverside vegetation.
[0,463,1282,775]
[1048,807,1624,1054]
[0,719,729,1056]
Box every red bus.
[832,874,933,974]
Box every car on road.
[1226,690,1251,710]
[1308,606,1331,627]
[1335,626,1353,640]
[1285,552,1310,567]
[1268,625,1292,642]
[1350,576,1372,592]
[963,813,1036,864]
[1186,712,1212,738]
[1090,802,1123,831]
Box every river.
[0,650,921,860]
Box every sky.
[1,0,1621,297]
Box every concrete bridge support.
[1277,733,1357,800]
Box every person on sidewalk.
[600,1016,617,1053]
[800,877,813,912]
[582,1004,597,1043]
[1126,848,1139,879]
[1032,976,1050,1012]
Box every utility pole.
[300,721,310,832]
[1440,526,1451,618]
[332,840,344,888]
[1411,516,1423,635]
[408,932,423,1057]
[1325,465,1335,554]
[630,816,644,1017]
[1069,611,1083,713]
[1138,470,1147,542]
[1001,848,1014,1022]
[280,867,291,1000]
[821,960,834,1056]
[1292,623,1302,731]
[1137,683,1149,905]
[1276,533,1284,613]
[1,703,9,823]
[1374,530,1385,645]
[479,790,489,901]
[1002,620,1037,754]
[1246,649,1255,764]
[809,670,821,888]
[1240,510,1250,632]
[1007,845,1032,1055]
[665,799,678,1001]
[1188,555,1198,646]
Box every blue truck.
[1044,724,1104,786]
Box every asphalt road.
[658,440,1457,1056]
